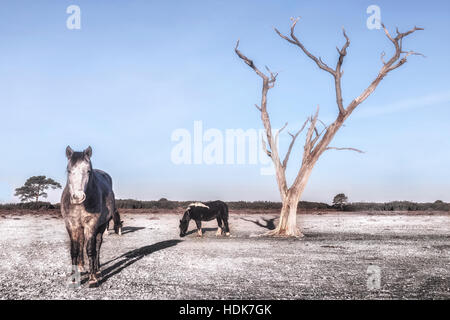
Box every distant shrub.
[1,199,448,212]
[116,199,178,210]
[0,202,55,210]
[344,201,450,212]
[115,199,330,210]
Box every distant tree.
[432,200,446,211]
[14,176,62,203]
[333,193,348,210]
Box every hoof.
[118,227,122,236]
[225,232,230,237]
[216,227,222,236]
[78,265,85,273]
[197,229,203,237]
[88,279,99,288]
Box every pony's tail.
[224,202,229,218]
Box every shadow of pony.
[97,239,182,285]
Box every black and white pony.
[61,146,122,287]
[179,200,230,237]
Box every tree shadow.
[97,239,182,285]
[241,217,277,230]
[121,226,146,235]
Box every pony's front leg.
[67,225,84,273]
[78,235,85,272]
[216,217,223,236]
[69,232,81,272]
[85,228,99,287]
[195,220,202,237]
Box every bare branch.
[235,40,278,152]
[336,28,350,61]
[282,119,308,168]
[261,136,272,158]
[275,19,350,116]
[325,147,364,153]
[275,122,289,142]
[380,51,386,65]
[333,27,350,116]
[387,50,425,72]
[303,105,320,159]
[346,24,423,115]
[397,26,424,40]
[236,40,289,198]
[254,104,262,112]
[235,40,269,81]
[274,17,336,76]
[317,119,328,130]
[381,24,396,45]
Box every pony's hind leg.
[223,215,230,236]
[223,205,230,236]
[195,220,203,237]
[94,231,104,278]
[216,217,223,236]
[104,220,110,236]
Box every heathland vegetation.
[0,198,448,212]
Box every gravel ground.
[0,212,449,299]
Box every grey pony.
[61,146,122,287]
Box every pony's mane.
[187,202,209,210]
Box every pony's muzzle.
[71,192,86,204]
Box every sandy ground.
[0,212,448,299]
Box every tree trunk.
[268,167,313,237]
[271,193,303,237]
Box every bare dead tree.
[235,18,423,237]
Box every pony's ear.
[84,146,92,159]
[66,146,74,159]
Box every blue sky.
[1,0,449,203]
